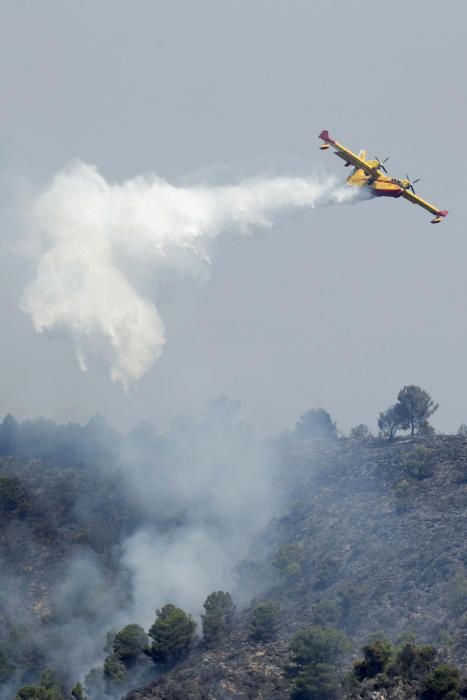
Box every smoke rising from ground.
[119,399,276,626]
[0,400,279,697]
[20,162,367,388]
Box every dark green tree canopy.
[388,643,436,681]
[15,669,65,700]
[397,385,438,436]
[378,404,405,441]
[112,624,148,663]
[15,668,65,700]
[295,408,337,440]
[248,601,280,641]
[288,626,348,667]
[353,638,440,686]
[423,663,460,699]
[15,690,51,700]
[103,653,127,685]
[286,626,349,700]
[148,603,197,664]
[295,408,337,441]
[290,663,340,700]
[353,638,393,680]
[378,386,438,440]
[202,591,236,644]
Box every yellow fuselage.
[318,130,448,223]
[346,160,404,198]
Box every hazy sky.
[0,1,466,436]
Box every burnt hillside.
[126,435,467,699]
[0,457,137,589]
[0,455,143,693]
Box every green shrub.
[423,664,460,699]
[352,638,462,698]
[289,626,349,666]
[286,626,348,700]
[15,669,65,700]
[353,638,393,680]
[351,639,465,699]
[15,688,51,700]
[148,603,197,664]
[15,669,66,700]
[112,623,148,663]
[248,601,280,641]
[202,591,236,644]
[103,653,127,685]
[388,643,436,680]
[403,447,436,480]
[290,663,340,700]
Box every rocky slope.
[125,435,467,699]
[127,628,290,700]
[1,433,466,698]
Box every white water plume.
[21,161,366,387]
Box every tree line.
[0,385,456,469]
[291,385,441,442]
[14,590,272,699]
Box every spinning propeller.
[374,155,390,173]
[406,175,421,193]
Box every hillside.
[1,428,466,699]
[125,435,467,699]
[0,455,140,692]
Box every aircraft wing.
[400,188,448,222]
[318,130,375,176]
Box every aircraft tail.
[358,150,367,162]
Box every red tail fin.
[318,130,336,145]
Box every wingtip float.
[318,130,448,224]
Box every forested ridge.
[1,388,467,699]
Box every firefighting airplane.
[318,130,448,223]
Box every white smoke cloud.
[117,397,277,625]
[21,161,366,388]
[121,527,231,626]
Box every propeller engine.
[374,155,390,173]
[404,174,421,193]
